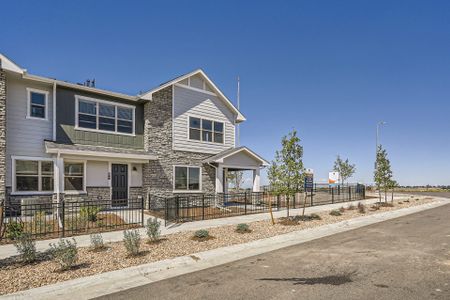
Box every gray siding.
[56,87,144,149]
[5,75,54,186]
[173,85,235,154]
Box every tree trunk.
[378,187,382,202]
[286,194,290,218]
[268,195,275,225]
[391,188,394,203]
[384,188,387,202]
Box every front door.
[112,164,128,207]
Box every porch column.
[223,168,229,194]
[252,168,261,192]
[55,156,64,202]
[216,165,224,193]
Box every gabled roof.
[139,69,246,123]
[0,53,25,74]
[204,146,269,166]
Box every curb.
[3,197,449,299]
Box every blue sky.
[2,0,450,186]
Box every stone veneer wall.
[0,70,6,203]
[143,86,215,209]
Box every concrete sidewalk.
[3,196,448,300]
[0,195,408,259]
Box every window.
[76,96,135,135]
[27,89,48,119]
[15,159,54,192]
[64,162,84,192]
[189,117,224,144]
[174,166,201,191]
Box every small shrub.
[347,204,356,210]
[80,206,101,222]
[123,230,141,256]
[90,233,104,251]
[339,207,345,213]
[6,221,24,240]
[146,217,161,242]
[14,233,37,263]
[66,216,87,232]
[194,229,210,239]
[236,223,251,233]
[49,238,78,270]
[309,213,322,220]
[357,202,366,214]
[371,204,380,210]
[380,202,394,207]
[330,210,342,216]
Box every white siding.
[86,161,109,187]
[6,76,54,186]
[223,152,261,167]
[173,85,236,154]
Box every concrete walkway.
[0,197,384,259]
[3,195,448,300]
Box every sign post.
[302,169,314,216]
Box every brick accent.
[143,87,215,209]
[0,70,6,202]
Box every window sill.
[26,115,49,121]
[10,191,54,196]
[64,191,87,195]
[173,190,203,194]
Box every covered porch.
[203,146,269,193]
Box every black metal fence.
[161,184,366,225]
[1,198,144,241]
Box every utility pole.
[237,76,240,146]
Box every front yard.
[0,196,434,295]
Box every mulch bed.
[0,196,435,295]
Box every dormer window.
[75,96,135,135]
[189,116,224,144]
[27,88,48,120]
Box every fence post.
[244,192,247,215]
[332,187,334,203]
[141,196,144,227]
[61,200,65,238]
[349,186,351,201]
[202,194,205,220]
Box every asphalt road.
[97,200,450,300]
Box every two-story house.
[0,53,268,210]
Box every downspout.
[52,81,56,140]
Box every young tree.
[268,129,304,217]
[227,171,244,192]
[333,155,356,186]
[388,179,398,202]
[374,145,393,202]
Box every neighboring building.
[0,53,268,210]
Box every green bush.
[236,223,251,233]
[6,221,24,240]
[330,210,342,216]
[146,217,161,242]
[14,233,37,263]
[309,213,322,220]
[123,230,141,256]
[90,233,104,250]
[194,229,209,239]
[49,238,78,270]
[80,206,101,222]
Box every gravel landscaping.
[0,196,435,295]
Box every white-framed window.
[27,88,48,120]
[189,116,224,144]
[174,166,201,191]
[13,157,54,193]
[64,161,86,193]
[75,96,135,135]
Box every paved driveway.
[97,202,450,300]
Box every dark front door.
[112,164,128,207]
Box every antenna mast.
[237,76,240,146]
